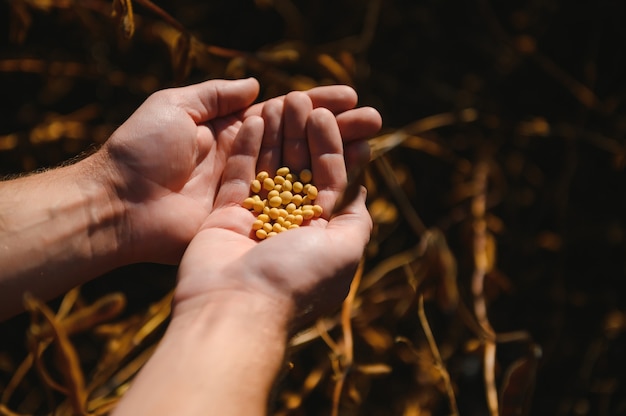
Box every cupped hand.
[99,78,381,265]
[173,92,378,331]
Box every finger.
[336,106,383,142]
[283,91,313,173]
[257,98,284,174]
[305,85,358,113]
[243,84,357,118]
[345,140,371,173]
[327,186,373,248]
[306,108,347,217]
[179,77,260,123]
[214,115,264,208]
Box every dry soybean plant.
[3,1,626,415]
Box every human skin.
[111,101,374,416]
[0,77,381,321]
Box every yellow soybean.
[253,200,265,213]
[251,179,262,193]
[306,185,318,199]
[302,209,315,220]
[312,205,323,217]
[300,169,312,183]
[242,197,255,209]
[269,208,280,220]
[292,181,304,193]
[245,167,323,240]
[263,178,275,191]
[269,196,282,207]
[292,194,303,206]
[280,191,293,205]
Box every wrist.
[75,150,132,267]
[114,291,292,415]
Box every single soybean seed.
[280,191,293,205]
[274,175,286,185]
[302,209,315,220]
[277,166,290,176]
[263,178,275,191]
[256,171,269,182]
[306,185,318,199]
[242,197,255,209]
[268,189,280,199]
[312,205,323,217]
[263,222,273,233]
[256,229,268,240]
[267,231,278,238]
[269,208,280,220]
[269,196,283,208]
[292,181,304,193]
[253,200,265,213]
[282,180,293,192]
[300,169,312,183]
[251,179,262,193]
[252,220,264,230]
[292,194,303,206]
[258,214,270,223]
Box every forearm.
[0,153,127,319]
[112,293,292,416]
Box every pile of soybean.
[242,167,323,240]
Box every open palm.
[102,78,381,265]
[173,92,375,329]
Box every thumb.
[179,77,260,123]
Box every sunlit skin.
[0,77,382,414]
[0,78,381,321]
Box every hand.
[172,91,379,331]
[100,78,382,265]
[108,90,381,416]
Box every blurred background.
[1,1,626,415]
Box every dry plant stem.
[470,161,498,416]
[24,294,89,416]
[331,259,363,416]
[1,290,121,407]
[2,289,81,407]
[416,293,459,416]
[374,156,426,236]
